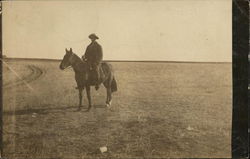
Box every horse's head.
[59,48,74,70]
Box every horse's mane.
[71,53,88,73]
[71,52,107,73]
[72,53,83,63]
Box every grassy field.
[2,59,232,158]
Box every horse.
[59,48,117,111]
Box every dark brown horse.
[59,48,117,111]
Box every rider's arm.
[83,46,90,61]
[96,45,103,62]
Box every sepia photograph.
[1,0,232,158]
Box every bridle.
[68,53,75,64]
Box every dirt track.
[3,64,44,89]
[2,59,232,158]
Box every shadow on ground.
[3,105,108,116]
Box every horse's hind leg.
[103,81,111,107]
[106,87,112,108]
[106,84,113,108]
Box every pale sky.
[3,0,232,62]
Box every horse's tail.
[111,77,117,92]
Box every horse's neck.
[71,54,86,73]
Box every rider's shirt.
[84,41,103,64]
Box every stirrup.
[95,84,100,90]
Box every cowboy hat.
[88,33,99,40]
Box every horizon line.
[2,57,232,64]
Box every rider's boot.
[95,84,100,90]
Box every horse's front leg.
[86,85,92,111]
[78,88,83,111]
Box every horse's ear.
[70,48,72,52]
[65,48,68,52]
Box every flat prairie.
[2,59,232,158]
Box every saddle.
[86,63,105,85]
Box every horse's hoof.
[106,103,111,108]
[106,100,112,108]
[85,106,91,112]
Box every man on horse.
[82,33,103,90]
